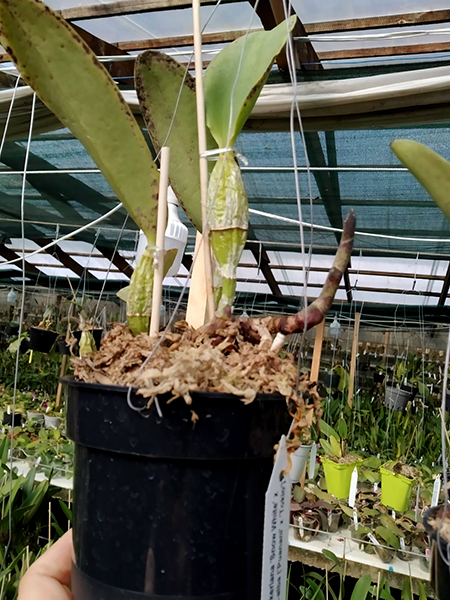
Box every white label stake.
[308,443,317,480]
[432,476,441,507]
[415,486,420,521]
[261,436,290,600]
[348,467,358,508]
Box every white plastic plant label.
[348,467,358,508]
[391,509,396,521]
[415,487,420,521]
[432,475,441,507]
[400,537,406,551]
[308,443,317,480]
[373,482,378,493]
[298,516,304,538]
[368,533,380,546]
[353,507,358,530]
[261,435,290,600]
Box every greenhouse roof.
[1,0,450,310]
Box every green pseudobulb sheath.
[208,152,248,314]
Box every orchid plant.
[0,0,355,350]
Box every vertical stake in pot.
[187,0,215,325]
[348,312,361,408]
[150,146,170,338]
[56,301,74,407]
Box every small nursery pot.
[380,466,414,512]
[321,457,360,499]
[27,410,44,424]
[292,513,320,543]
[29,327,58,353]
[2,412,23,427]
[44,415,61,429]
[64,378,290,600]
[289,445,311,483]
[423,505,450,600]
[384,383,414,411]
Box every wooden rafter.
[248,0,321,71]
[34,239,87,279]
[246,239,282,296]
[112,9,450,54]
[97,245,134,278]
[0,243,42,278]
[438,262,450,306]
[318,42,450,62]
[60,0,239,21]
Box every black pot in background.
[374,371,385,384]
[56,337,71,356]
[29,327,58,353]
[20,338,30,354]
[5,322,19,336]
[73,329,103,351]
[2,412,23,427]
[318,370,340,390]
[423,506,450,600]
[65,378,290,600]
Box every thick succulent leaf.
[135,50,218,232]
[319,438,335,457]
[0,0,159,241]
[391,140,450,220]
[204,16,296,147]
[329,436,342,459]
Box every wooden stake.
[48,501,52,544]
[189,0,215,323]
[310,320,325,383]
[382,329,389,364]
[186,232,210,329]
[347,312,361,408]
[150,146,170,337]
[56,301,74,407]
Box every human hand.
[19,530,74,600]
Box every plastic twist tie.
[200,147,248,166]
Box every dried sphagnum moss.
[72,321,321,446]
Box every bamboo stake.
[56,301,74,407]
[375,571,381,600]
[190,0,215,323]
[150,146,170,337]
[310,320,325,383]
[186,232,210,328]
[382,330,389,364]
[48,501,52,544]
[347,312,361,408]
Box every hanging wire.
[4,92,37,567]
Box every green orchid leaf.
[330,436,342,459]
[380,515,403,537]
[135,50,218,232]
[204,16,296,147]
[319,438,335,457]
[319,420,340,442]
[350,574,372,600]
[375,526,400,550]
[391,140,450,221]
[0,0,159,241]
[339,503,355,519]
[337,418,347,439]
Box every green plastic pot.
[380,466,414,512]
[322,457,360,499]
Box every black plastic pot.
[373,371,385,384]
[29,327,58,353]
[384,383,415,411]
[73,329,103,351]
[64,378,290,600]
[423,505,450,600]
[5,322,19,336]
[2,412,23,427]
[57,337,70,355]
[318,370,340,390]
